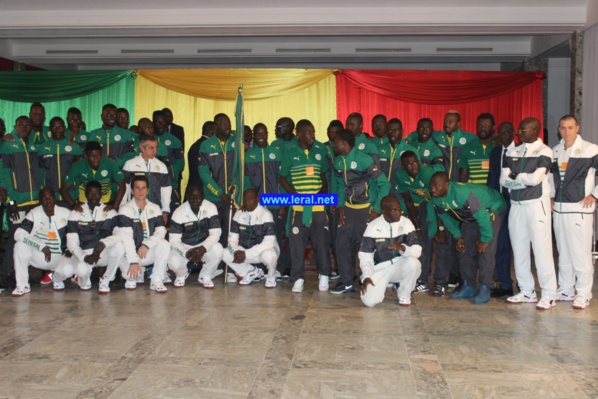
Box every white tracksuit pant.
[167,243,224,279]
[118,240,170,283]
[222,246,279,278]
[14,241,77,287]
[361,256,421,308]
[553,211,594,298]
[509,197,557,298]
[76,243,126,284]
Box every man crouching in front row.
[359,196,422,307]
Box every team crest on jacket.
[165,140,171,146]
[269,153,276,160]
[575,149,580,155]
[30,145,36,151]
[80,135,87,141]
[358,143,365,150]
[424,150,430,156]
[350,161,357,169]
[232,142,235,148]
[292,227,299,235]
[315,154,321,160]
[114,135,121,141]
[101,170,108,177]
[459,138,466,145]
[65,145,72,152]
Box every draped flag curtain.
[0,71,135,132]
[134,70,337,191]
[335,70,545,135]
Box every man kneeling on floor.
[168,183,223,289]
[12,188,77,296]
[66,180,125,293]
[117,175,170,293]
[223,189,279,288]
[359,196,422,307]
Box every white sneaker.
[99,276,110,294]
[201,276,214,289]
[573,296,590,310]
[53,281,65,291]
[79,277,92,291]
[125,280,137,290]
[556,288,575,302]
[292,278,304,293]
[536,296,556,310]
[150,280,168,293]
[265,277,277,288]
[239,267,264,286]
[275,270,283,282]
[318,275,329,292]
[174,275,186,288]
[506,291,537,304]
[11,285,31,297]
[163,273,173,285]
[399,297,412,306]
[136,272,145,285]
[226,273,238,283]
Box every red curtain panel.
[335,70,545,137]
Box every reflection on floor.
[0,269,597,399]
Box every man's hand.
[361,277,375,295]
[368,210,380,222]
[455,237,466,253]
[104,204,115,212]
[337,207,346,227]
[580,194,597,208]
[220,193,233,206]
[434,229,446,244]
[63,249,73,258]
[476,241,488,254]
[388,241,405,252]
[0,187,7,203]
[92,241,106,258]
[278,206,288,220]
[128,263,142,280]
[186,246,207,264]
[72,202,83,213]
[8,204,19,222]
[42,246,52,263]
[508,172,518,180]
[84,254,100,265]
[233,250,246,264]
[162,212,169,226]
[2,134,14,142]
[137,244,149,259]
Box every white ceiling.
[0,0,594,70]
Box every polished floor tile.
[0,266,597,399]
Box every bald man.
[359,196,421,307]
[500,117,557,310]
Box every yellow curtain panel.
[134,69,337,193]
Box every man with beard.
[458,113,497,184]
[271,117,296,152]
[28,102,51,145]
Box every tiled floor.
[0,269,597,399]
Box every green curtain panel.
[0,70,132,102]
[0,72,135,132]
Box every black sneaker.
[432,284,446,297]
[413,282,429,293]
[329,283,354,295]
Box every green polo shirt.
[395,164,436,206]
[65,156,124,204]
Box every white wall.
[546,58,571,146]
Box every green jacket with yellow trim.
[428,182,505,243]
[0,131,41,206]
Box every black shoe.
[490,287,514,298]
[432,284,446,297]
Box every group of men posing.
[0,102,595,311]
